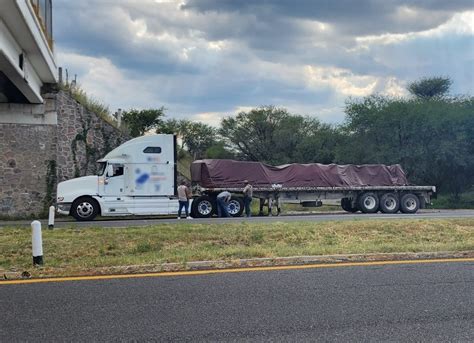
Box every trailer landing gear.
[341,198,358,213]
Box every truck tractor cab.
[57,134,179,221]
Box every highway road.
[1,260,473,341]
[2,209,474,229]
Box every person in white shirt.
[177,181,192,219]
[242,180,253,217]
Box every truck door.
[104,163,125,196]
[99,163,134,215]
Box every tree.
[339,89,474,199]
[157,119,218,160]
[220,106,288,163]
[205,141,236,159]
[219,105,339,164]
[180,121,217,159]
[158,118,183,135]
[294,120,341,164]
[407,77,452,99]
[122,107,165,137]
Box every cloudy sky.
[54,0,474,125]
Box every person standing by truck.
[216,190,232,217]
[242,180,253,217]
[268,193,282,216]
[177,181,192,219]
[258,194,281,216]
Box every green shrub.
[60,83,124,131]
[429,191,474,209]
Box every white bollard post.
[48,205,55,229]
[31,220,43,265]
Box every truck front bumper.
[57,203,72,215]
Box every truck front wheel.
[358,192,379,213]
[400,193,420,214]
[71,196,100,221]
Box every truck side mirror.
[107,165,114,177]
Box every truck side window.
[143,146,162,154]
[112,164,124,177]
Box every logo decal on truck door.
[135,169,150,190]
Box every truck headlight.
[57,203,71,212]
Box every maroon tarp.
[191,159,408,188]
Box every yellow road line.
[2,258,473,285]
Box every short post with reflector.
[31,220,43,265]
[48,205,55,229]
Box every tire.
[190,198,199,218]
[301,201,317,207]
[379,193,400,214]
[228,196,244,217]
[400,193,420,214]
[358,192,379,213]
[71,196,100,221]
[193,195,215,218]
[341,198,358,213]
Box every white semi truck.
[57,134,436,221]
[57,134,180,220]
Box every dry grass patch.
[0,218,473,277]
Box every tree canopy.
[219,106,338,164]
[407,77,452,99]
[157,118,230,160]
[122,107,165,137]
[340,80,473,198]
[122,77,473,200]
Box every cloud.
[57,52,156,110]
[182,0,473,35]
[53,0,474,126]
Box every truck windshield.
[97,162,107,176]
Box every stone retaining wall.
[0,124,56,217]
[0,90,129,218]
[55,91,127,182]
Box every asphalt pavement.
[1,260,473,341]
[1,209,474,229]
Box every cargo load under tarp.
[191,160,408,189]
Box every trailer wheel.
[193,195,215,218]
[228,197,244,217]
[400,193,420,214]
[190,198,199,218]
[358,192,379,213]
[379,193,400,214]
[341,198,358,213]
[71,196,100,221]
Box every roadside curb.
[92,250,474,274]
[3,250,473,280]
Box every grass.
[250,201,341,216]
[59,83,125,131]
[429,191,474,209]
[1,219,473,278]
[283,203,341,213]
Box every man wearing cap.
[242,180,253,217]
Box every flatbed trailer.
[190,185,437,217]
